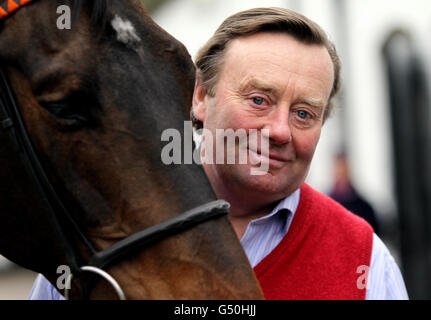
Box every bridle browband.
[0,0,33,20]
[0,64,229,298]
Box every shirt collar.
[247,188,301,235]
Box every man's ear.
[192,73,209,123]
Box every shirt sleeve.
[28,274,65,300]
[366,233,409,300]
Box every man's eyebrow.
[238,79,280,95]
[299,97,326,109]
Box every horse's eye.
[40,101,84,121]
[38,93,96,128]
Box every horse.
[0,0,263,299]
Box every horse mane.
[68,0,109,28]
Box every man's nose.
[262,106,292,144]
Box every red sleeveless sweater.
[254,183,373,300]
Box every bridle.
[0,2,230,300]
[0,0,33,19]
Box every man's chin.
[231,166,294,196]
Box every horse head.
[0,0,263,299]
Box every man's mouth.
[248,147,292,168]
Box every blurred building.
[147,0,431,299]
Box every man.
[30,7,408,300]
[329,151,381,234]
[191,7,408,300]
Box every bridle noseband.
[0,63,229,298]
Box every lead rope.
[64,266,126,300]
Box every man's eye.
[252,97,265,106]
[297,110,309,119]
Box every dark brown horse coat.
[0,0,263,299]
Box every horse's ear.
[192,74,209,124]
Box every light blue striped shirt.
[29,189,409,300]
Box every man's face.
[193,32,334,205]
